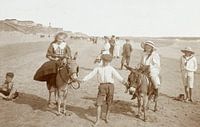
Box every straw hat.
[101,54,113,62]
[181,47,194,54]
[141,41,157,49]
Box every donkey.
[56,53,80,115]
[125,65,156,122]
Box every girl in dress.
[34,32,72,107]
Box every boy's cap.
[6,72,14,78]
[101,54,113,62]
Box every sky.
[0,0,200,36]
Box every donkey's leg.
[57,90,62,116]
[63,88,69,115]
[143,95,148,122]
[54,90,58,105]
[48,91,51,103]
[146,90,154,110]
[136,97,141,118]
[154,89,158,112]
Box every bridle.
[57,64,80,90]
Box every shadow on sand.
[12,93,137,123]
[82,96,137,116]
[13,92,48,111]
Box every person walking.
[121,39,133,69]
[109,35,115,56]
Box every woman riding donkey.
[34,32,72,107]
[140,41,161,104]
[126,41,161,112]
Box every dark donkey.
[125,65,157,122]
[56,52,80,115]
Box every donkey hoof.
[64,111,68,116]
[57,112,62,116]
[154,108,158,112]
[135,114,140,118]
[144,118,147,122]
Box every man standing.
[121,39,133,69]
[109,35,115,56]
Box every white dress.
[102,42,110,55]
[140,51,161,88]
[113,40,120,57]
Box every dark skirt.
[33,61,58,82]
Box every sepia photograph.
[0,0,199,127]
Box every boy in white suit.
[180,47,198,102]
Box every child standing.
[81,54,127,126]
[0,72,18,100]
[180,47,198,102]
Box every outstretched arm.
[82,68,98,82]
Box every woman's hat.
[181,47,194,54]
[55,32,68,38]
[141,41,157,49]
[101,54,113,62]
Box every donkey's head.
[67,52,79,80]
[124,65,140,94]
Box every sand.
[0,39,200,127]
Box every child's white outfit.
[180,55,198,88]
[140,51,161,88]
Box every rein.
[58,66,80,90]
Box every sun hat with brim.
[101,54,113,62]
[181,47,194,54]
[141,41,157,50]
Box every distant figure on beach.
[109,35,116,56]
[121,39,133,69]
[113,37,121,58]
[94,36,110,64]
[180,47,198,102]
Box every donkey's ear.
[73,52,78,60]
[124,65,135,72]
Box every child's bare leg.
[94,105,101,126]
[105,104,111,123]
[189,88,192,101]
[184,86,188,100]
[0,93,7,98]
[7,88,17,99]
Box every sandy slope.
[0,39,200,127]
